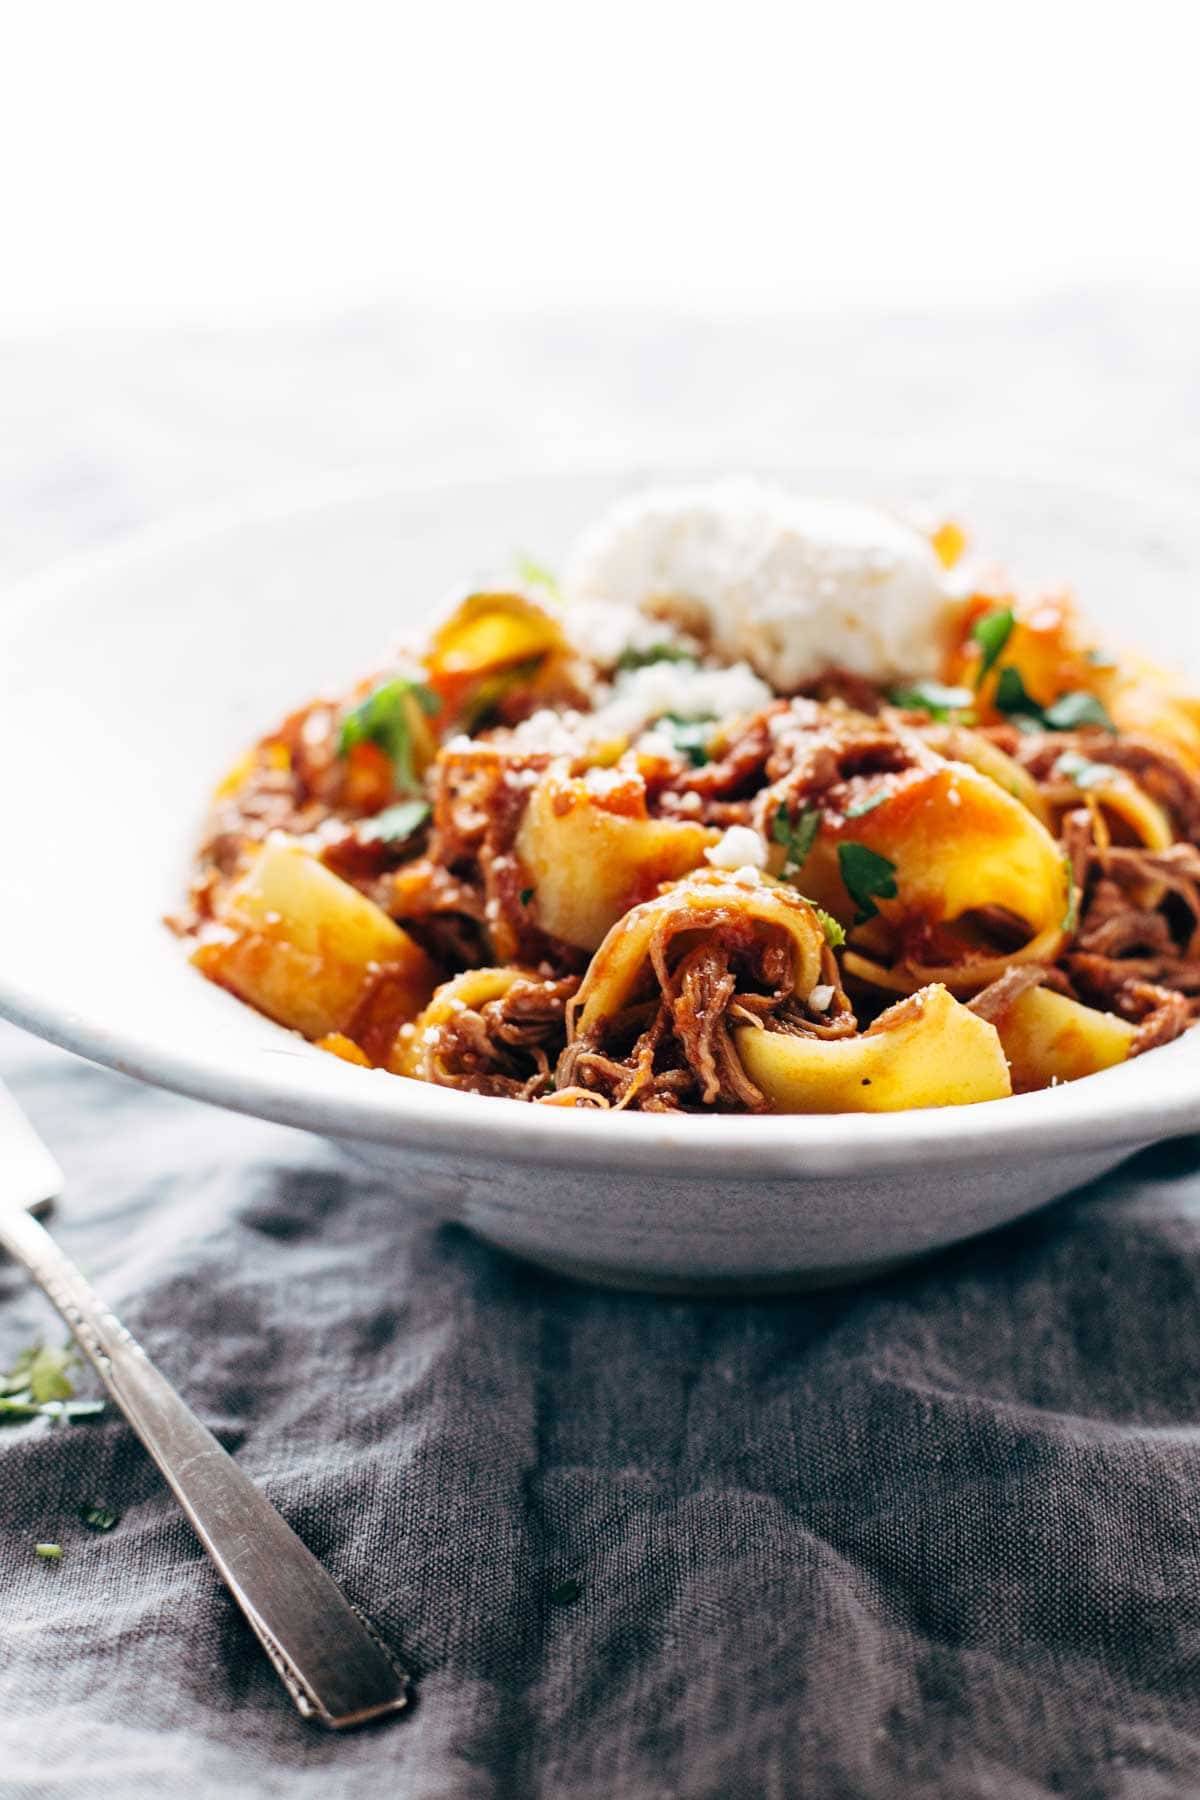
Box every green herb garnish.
[35,1543,62,1561]
[845,790,890,820]
[519,887,535,906]
[772,804,821,877]
[1052,750,1119,791]
[0,1397,105,1423]
[993,667,1116,735]
[837,842,899,925]
[3,1343,76,1405]
[514,553,561,601]
[661,714,714,767]
[461,658,544,733]
[993,665,1041,721]
[339,679,441,795]
[888,680,975,722]
[812,906,846,949]
[79,1503,120,1533]
[971,605,1015,687]
[1043,690,1117,732]
[616,641,697,674]
[765,817,845,943]
[360,799,431,843]
[0,1342,104,1425]
[0,1346,104,1425]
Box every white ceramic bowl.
[3,462,1199,1290]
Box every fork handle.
[0,1203,408,1729]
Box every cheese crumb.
[594,659,772,741]
[705,825,769,871]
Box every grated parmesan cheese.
[592,659,772,741]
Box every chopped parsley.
[888,679,975,722]
[79,1503,121,1533]
[4,1343,76,1404]
[0,1396,105,1423]
[772,804,821,877]
[971,605,1015,687]
[993,668,1116,735]
[519,887,535,906]
[993,665,1042,722]
[837,842,899,924]
[845,791,889,820]
[1042,690,1117,732]
[461,658,544,733]
[769,804,845,943]
[812,907,846,950]
[35,1543,62,1562]
[0,1342,104,1425]
[661,714,714,767]
[616,642,697,673]
[360,799,431,843]
[514,553,561,601]
[1052,750,1119,791]
[339,679,441,795]
[993,666,1115,734]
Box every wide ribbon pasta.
[425,592,568,726]
[990,984,1136,1092]
[570,870,829,1040]
[795,761,1071,996]
[517,767,717,951]
[736,984,1012,1112]
[193,837,439,1049]
[560,869,841,1109]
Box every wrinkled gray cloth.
[5,1014,1200,1800]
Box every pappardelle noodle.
[177,492,1200,1114]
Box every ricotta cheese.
[564,478,951,689]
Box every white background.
[2,1,1198,327]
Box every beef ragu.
[175,508,1200,1115]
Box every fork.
[0,1078,409,1729]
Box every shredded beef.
[1015,731,1200,840]
[388,746,587,972]
[418,974,581,1100]
[1125,982,1195,1056]
[1065,951,1200,1004]
[967,965,1049,1025]
[556,909,855,1113]
[1061,806,1097,895]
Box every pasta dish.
[176,482,1200,1114]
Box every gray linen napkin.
[4,1016,1200,1799]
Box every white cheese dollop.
[564,478,951,689]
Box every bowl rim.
[4,453,1200,1178]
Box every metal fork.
[0,1078,409,1729]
